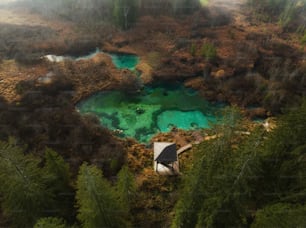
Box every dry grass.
[0,60,47,102]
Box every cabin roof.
[154,142,177,163]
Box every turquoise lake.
[45,49,139,71]
[77,85,223,143]
[109,54,139,70]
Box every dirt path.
[208,0,249,27]
[209,0,246,10]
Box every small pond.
[77,84,225,143]
[109,53,139,71]
[45,49,139,70]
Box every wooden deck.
[177,144,192,155]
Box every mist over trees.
[113,0,138,30]
[248,0,306,30]
[21,0,202,29]
[24,0,114,24]
[0,0,305,227]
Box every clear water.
[45,49,139,71]
[157,110,214,132]
[77,84,222,143]
[109,54,139,70]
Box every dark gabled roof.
[154,142,177,162]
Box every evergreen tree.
[34,217,68,228]
[0,139,54,227]
[252,203,306,227]
[116,165,136,213]
[43,149,75,222]
[172,108,265,227]
[173,0,200,14]
[259,100,306,204]
[173,101,306,227]
[76,163,126,228]
[113,0,138,30]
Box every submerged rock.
[136,108,145,115]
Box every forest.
[0,0,305,227]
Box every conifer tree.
[43,148,75,221]
[173,101,306,227]
[252,203,306,228]
[173,0,200,14]
[76,163,126,228]
[259,100,306,204]
[34,217,68,228]
[0,139,54,227]
[116,165,136,213]
[113,0,138,30]
[172,108,264,227]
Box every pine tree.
[173,0,200,14]
[113,0,138,30]
[34,217,68,228]
[43,148,75,222]
[173,101,306,227]
[76,163,126,228]
[116,165,136,213]
[259,100,306,204]
[172,108,235,227]
[252,203,306,227]
[172,108,265,227]
[0,139,54,227]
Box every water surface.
[45,49,139,70]
[110,54,139,70]
[77,85,223,142]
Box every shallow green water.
[77,85,223,143]
[109,54,139,70]
[45,49,139,71]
